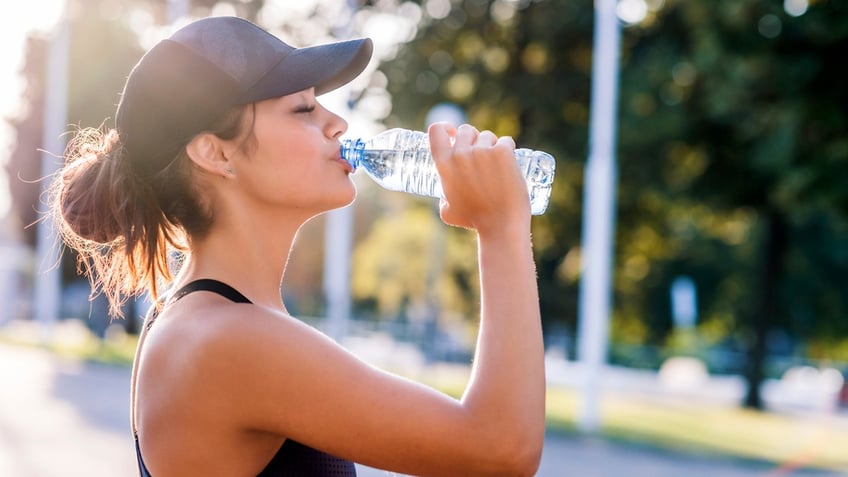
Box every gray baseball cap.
[115,16,373,177]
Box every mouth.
[334,155,354,174]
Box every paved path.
[0,342,845,476]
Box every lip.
[334,155,354,174]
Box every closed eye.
[294,104,316,114]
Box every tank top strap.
[171,279,253,304]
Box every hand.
[429,122,531,233]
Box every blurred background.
[1,0,847,476]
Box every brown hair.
[51,105,253,317]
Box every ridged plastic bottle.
[340,128,556,215]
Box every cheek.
[247,123,353,207]
[244,142,324,201]
[275,143,323,188]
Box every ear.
[185,133,234,178]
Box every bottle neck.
[340,138,365,171]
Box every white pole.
[323,0,359,343]
[576,0,621,433]
[33,2,70,342]
[323,206,353,342]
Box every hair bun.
[60,159,118,244]
[56,129,131,245]
[59,152,120,244]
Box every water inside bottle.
[344,129,556,215]
[517,149,555,215]
[357,148,445,198]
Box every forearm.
[461,221,546,447]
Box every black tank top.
[134,279,357,476]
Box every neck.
[175,208,315,311]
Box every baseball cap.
[115,16,373,178]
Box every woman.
[52,16,545,477]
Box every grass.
[0,319,137,366]
[545,387,848,473]
[2,320,847,473]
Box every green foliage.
[351,203,480,319]
[377,0,848,366]
[618,0,848,348]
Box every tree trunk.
[743,209,787,409]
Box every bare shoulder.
[138,293,534,476]
[141,293,336,386]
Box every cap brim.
[240,37,373,103]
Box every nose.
[326,109,348,140]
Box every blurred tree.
[377,0,848,410]
[351,203,480,319]
[5,34,47,247]
[619,0,848,408]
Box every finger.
[476,130,498,147]
[428,122,456,162]
[454,124,479,148]
[489,136,518,175]
[494,135,516,153]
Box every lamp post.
[576,0,622,433]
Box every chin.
[336,192,357,210]
[324,183,357,211]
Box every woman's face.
[224,88,355,215]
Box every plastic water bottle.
[340,128,556,215]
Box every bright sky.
[0,0,65,223]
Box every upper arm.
[200,307,521,476]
